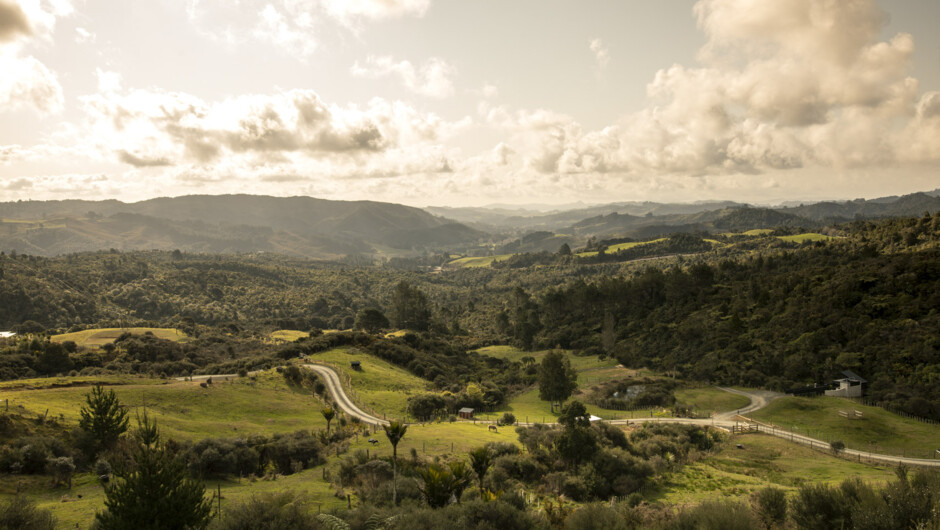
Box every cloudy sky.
[1,0,938,207]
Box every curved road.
[301,365,939,468]
[303,364,389,427]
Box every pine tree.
[95,412,213,530]
[79,385,129,455]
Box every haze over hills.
[0,191,938,258]
[0,195,484,258]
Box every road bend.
[303,363,389,427]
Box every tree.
[468,447,492,499]
[79,385,129,455]
[95,412,213,530]
[389,281,431,331]
[353,308,389,334]
[48,456,75,489]
[538,351,577,412]
[383,421,408,505]
[321,407,335,434]
[557,243,571,256]
[558,401,590,429]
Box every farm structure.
[825,370,868,398]
[458,407,474,419]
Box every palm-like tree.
[468,446,492,499]
[383,421,408,505]
[321,407,335,433]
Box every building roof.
[841,370,867,383]
[0,332,15,338]
[458,407,474,413]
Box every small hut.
[458,407,475,419]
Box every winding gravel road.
[301,365,939,468]
[303,364,389,426]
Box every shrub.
[499,412,516,426]
[751,487,787,529]
[0,496,56,530]
[672,499,759,530]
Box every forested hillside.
[1,212,937,417]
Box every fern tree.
[95,412,213,530]
[382,421,408,505]
[321,407,335,434]
[468,447,492,499]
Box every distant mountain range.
[0,195,484,258]
[1,190,937,258]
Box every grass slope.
[447,254,513,268]
[50,327,189,346]
[674,387,750,416]
[0,371,327,441]
[749,396,940,458]
[654,432,896,505]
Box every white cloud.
[253,3,317,58]
[351,55,456,98]
[0,50,63,114]
[480,0,939,179]
[74,26,93,43]
[589,38,609,69]
[321,0,429,24]
[75,82,468,174]
[0,0,72,115]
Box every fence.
[733,415,940,465]
[853,399,940,426]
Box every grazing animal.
[488,425,498,433]
[368,438,379,445]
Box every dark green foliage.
[79,385,129,456]
[0,496,56,530]
[407,394,447,421]
[537,351,577,410]
[95,413,213,530]
[354,309,389,334]
[498,412,516,426]
[389,281,431,331]
[209,493,320,530]
[393,500,544,529]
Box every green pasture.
[5,464,349,529]
[654,432,896,505]
[777,233,832,243]
[446,254,513,268]
[674,387,750,416]
[750,396,940,458]
[0,371,327,441]
[51,327,189,346]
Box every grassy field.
[270,329,343,342]
[674,386,750,416]
[4,463,350,529]
[480,347,748,421]
[0,374,167,391]
[446,254,513,268]
[777,233,832,243]
[750,396,940,458]
[306,348,430,420]
[654,432,896,505]
[0,371,328,440]
[51,327,189,346]
[743,229,773,236]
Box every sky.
[0,0,938,208]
